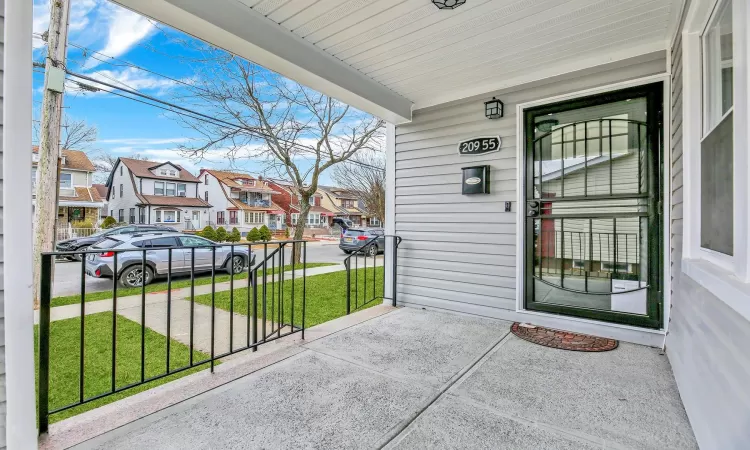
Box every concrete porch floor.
[69,307,696,449]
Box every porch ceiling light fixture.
[432,0,466,10]
[484,97,504,119]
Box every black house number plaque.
[457,136,501,155]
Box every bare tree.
[172,49,384,262]
[90,151,147,173]
[332,150,386,225]
[34,113,98,150]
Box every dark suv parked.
[56,224,178,260]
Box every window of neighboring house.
[166,183,176,196]
[229,210,238,224]
[205,174,209,184]
[204,191,209,202]
[59,173,72,189]
[177,210,181,222]
[306,213,320,226]
[155,182,165,195]
[291,213,299,225]
[138,207,145,224]
[110,210,114,218]
[32,153,39,162]
[118,209,124,223]
[120,166,123,176]
[129,208,135,224]
[217,211,225,225]
[177,183,186,197]
[160,169,167,176]
[342,199,354,208]
[156,210,162,222]
[169,170,176,176]
[313,196,321,206]
[701,0,734,257]
[32,168,37,188]
[120,184,123,198]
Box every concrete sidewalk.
[69,308,697,450]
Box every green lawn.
[194,266,384,328]
[36,312,210,424]
[52,263,336,308]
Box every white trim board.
[514,73,672,342]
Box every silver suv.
[85,232,254,287]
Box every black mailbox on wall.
[461,165,490,195]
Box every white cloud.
[33,0,100,49]
[72,67,182,96]
[82,4,155,69]
[99,137,193,146]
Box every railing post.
[345,257,351,315]
[392,237,399,307]
[38,253,53,434]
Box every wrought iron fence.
[344,235,401,314]
[37,240,308,433]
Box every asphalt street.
[52,241,359,297]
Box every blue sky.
[32,0,366,184]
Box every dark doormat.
[511,323,618,352]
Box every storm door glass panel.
[526,84,661,328]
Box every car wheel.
[342,250,352,255]
[119,265,154,288]
[228,255,245,274]
[367,245,378,257]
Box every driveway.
[51,241,356,297]
[69,308,696,449]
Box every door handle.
[526,201,540,217]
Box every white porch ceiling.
[117,0,683,122]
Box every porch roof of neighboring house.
[203,169,280,194]
[289,204,336,216]
[32,146,96,172]
[118,158,200,183]
[58,186,105,208]
[226,198,286,213]
[537,151,633,183]
[117,0,682,122]
[137,195,211,208]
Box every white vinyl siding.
[665,4,750,448]
[0,2,7,445]
[393,55,666,316]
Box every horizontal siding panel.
[396,222,516,234]
[396,193,516,205]
[396,202,515,214]
[396,121,515,145]
[400,250,516,266]
[399,240,515,256]
[399,266,516,288]
[395,180,516,196]
[396,169,516,187]
[398,293,517,316]
[399,256,516,276]
[395,147,516,167]
[397,230,516,245]
[397,282,515,306]
[396,212,518,224]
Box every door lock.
[526,200,540,217]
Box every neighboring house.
[197,170,285,234]
[92,184,109,220]
[106,158,211,230]
[32,146,105,225]
[267,179,333,229]
[317,185,369,227]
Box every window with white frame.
[306,213,321,226]
[166,183,176,196]
[154,181,165,195]
[291,213,299,225]
[701,0,734,256]
[244,212,265,223]
[59,173,72,189]
[177,183,186,196]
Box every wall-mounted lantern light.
[484,97,504,119]
[432,0,466,10]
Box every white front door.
[192,211,201,228]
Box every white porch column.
[4,0,39,446]
[384,122,397,304]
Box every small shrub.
[199,226,217,242]
[228,227,241,243]
[259,225,272,241]
[215,226,228,243]
[100,216,117,229]
[71,219,95,229]
[247,227,261,242]
[284,227,290,238]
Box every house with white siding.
[105,158,211,230]
[197,169,284,234]
[6,0,750,448]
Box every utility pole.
[33,0,71,308]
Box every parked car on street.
[85,232,254,287]
[56,224,178,260]
[339,228,385,256]
[332,217,354,230]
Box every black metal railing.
[344,235,401,314]
[37,240,308,433]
